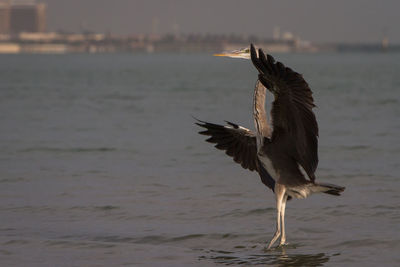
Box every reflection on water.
[202,247,332,266]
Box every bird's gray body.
[253,80,310,191]
[254,80,317,199]
[196,44,345,248]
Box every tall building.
[0,0,46,34]
[0,1,11,34]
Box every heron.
[196,44,345,249]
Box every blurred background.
[0,1,399,266]
[1,0,400,53]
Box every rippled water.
[0,52,399,266]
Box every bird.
[196,44,345,249]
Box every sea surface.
[0,52,399,266]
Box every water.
[0,52,399,266]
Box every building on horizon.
[0,0,46,34]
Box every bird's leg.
[267,183,286,249]
[279,195,288,246]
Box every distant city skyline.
[40,0,400,44]
[0,0,46,34]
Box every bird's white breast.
[258,154,279,181]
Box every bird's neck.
[253,80,271,148]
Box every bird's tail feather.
[314,182,345,196]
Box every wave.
[79,232,254,246]
[19,147,117,153]
[212,207,274,218]
[201,250,332,266]
[325,238,400,249]
[339,145,370,151]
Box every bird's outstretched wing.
[195,119,258,171]
[250,44,319,181]
[196,119,276,191]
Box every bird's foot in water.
[264,242,289,251]
[264,243,278,251]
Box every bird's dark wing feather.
[196,119,275,191]
[196,119,259,171]
[250,44,319,181]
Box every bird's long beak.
[213,53,229,57]
[213,47,251,59]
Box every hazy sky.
[42,0,400,43]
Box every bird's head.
[213,46,254,59]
